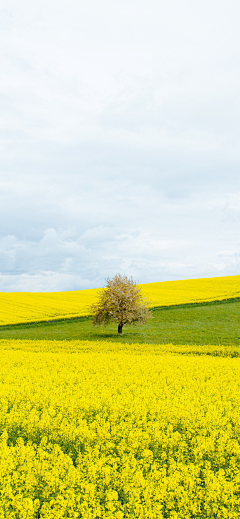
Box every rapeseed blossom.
[139,274,240,308]
[0,274,240,326]
[0,287,100,326]
[0,338,240,517]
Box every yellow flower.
[1,274,239,325]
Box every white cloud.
[0,0,240,290]
[1,190,240,290]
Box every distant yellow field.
[0,275,239,326]
[140,274,240,307]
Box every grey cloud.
[1,0,240,290]
[1,192,240,291]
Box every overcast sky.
[0,0,240,291]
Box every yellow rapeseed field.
[140,274,240,308]
[0,288,100,326]
[0,275,240,326]
[0,338,240,518]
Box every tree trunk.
[118,322,123,334]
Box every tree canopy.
[90,273,152,334]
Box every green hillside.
[1,299,240,347]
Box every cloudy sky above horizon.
[1,0,240,292]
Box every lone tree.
[90,273,152,334]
